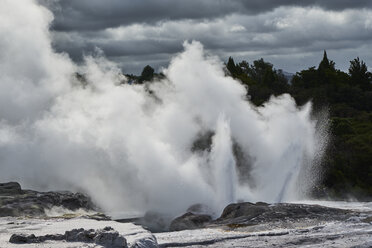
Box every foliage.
[125,65,165,85]
[226,57,289,105]
[349,57,372,90]
[139,65,155,83]
[226,52,372,200]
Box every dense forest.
[228,52,372,200]
[130,52,372,201]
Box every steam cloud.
[0,0,327,217]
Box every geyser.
[0,0,328,217]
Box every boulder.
[0,182,22,195]
[169,212,212,231]
[139,211,173,232]
[0,207,17,217]
[60,192,94,210]
[9,234,38,243]
[65,227,127,247]
[94,230,127,248]
[218,202,267,221]
[214,202,353,227]
[186,203,214,216]
[41,234,65,241]
[65,228,93,242]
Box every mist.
[0,0,328,217]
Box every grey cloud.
[238,0,372,12]
[45,1,372,74]
[47,0,241,31]
[100,40,182,57]
[52,31,182,63]
[44,0,372,31]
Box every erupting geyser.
[0,0,328,217]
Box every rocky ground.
[1,182,372,247]
[0,182,96,217]
[0,217,158,247]
[156,202,372,247]
[0,182,157,247]
[156,220,372,247]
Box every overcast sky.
[41,0,372,74]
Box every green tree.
[226,57,239,76]
[318,50,335,72]
[139,65,155,83]
[233,58,289,105]
[349,57,372,90]
[238,60,250,74]
[248,59,275,85]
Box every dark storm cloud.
[43,0,372,74]
[46,0,372,31]
[238,0,372,13]
[48,0,241,31]
[55,39,181,60]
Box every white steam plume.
[0,0,328,217]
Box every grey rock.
[139,211,173,232]
[0,207,17,217]
[169,212,212,231]
[166,202,355,231]
[131,236,159,248]
[42,234,65,241]
[0,182,22,195]
[255,201,269,206]
[257,231,289,236]
[85,212,112,221]
[65,228,89,242]
[10,233,66,244]
[65,227,127,247]
[187,203,214,216]
[9,227,127,247]
[0,181,97,217]
[60,192,93,210]
[94,230,127,248]
[9,234,38,243]
[218,202,266,220]
[103,226,114,231]
[215,202,353,227]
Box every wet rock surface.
[9,226,128,247]
[0,182,97,217]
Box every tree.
[139,65,154,83]
[238,60,250,74]
[226,57,239,76]
[249,58,275,85]
[318,50,335,72]
[349,57,371,90]
[234,58,289,105]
